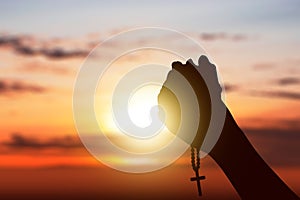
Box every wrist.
[208,108,299,199]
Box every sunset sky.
[0,0,299,199]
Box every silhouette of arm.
[210,108,299,199]
[158,56,299,199]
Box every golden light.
[94,73,176,154]
[128,84,161,128]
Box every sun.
[94,80,177,154]
[128,84,162,128]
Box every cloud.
[18,61,70,75]
[252,62,275,70]
[280,118,300,129]
[231,34,248,41]
[243,117,300,130]
[250,90,300,100]
[14,45,37,56]
[0,80,46,94]
[0,35,89,59]
[39,48,88,59]
[0,32,249,60]
[0,35,21,46]
[199,32,248,41]
[245,127,300,166]
[276,77,300,86]
[252,59,300,72]
[223,83,239,92]
[2,133,82,149]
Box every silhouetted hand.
[158,55,223,149]
[158,55,299,199]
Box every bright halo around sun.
[93,49,183,154]
[73,28,226,173]
[128,84,162,128]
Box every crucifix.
[190,146,205,196]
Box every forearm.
[209,109,299,200]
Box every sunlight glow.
[128,84,161,128]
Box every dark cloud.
[199,33,248,41]
[39,48,88,59]
[244,128,300,166]
[223,84,239,92]
[276,77,300,86]
[250,90,300,100]
[14,46,38,56]
[0,36,21,46]
[0,80,46,94]
[0,35,89,59]
[2,133,82,149]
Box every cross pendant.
[190,170,205,196]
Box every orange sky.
[0,33,299,196]
[0,0,299,198]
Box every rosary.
[190,146,205,196]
